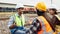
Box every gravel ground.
[0,12,60,34]
[0,20,11,34]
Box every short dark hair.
[36,9,45,16]
[49,8,57,14]
[18,7,24,9]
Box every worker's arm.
[9,23,17,29]
[32,18,41,31]
[8,16,16,29]
[28,18,41,33]
[53,16,60,25]
[26,18,41,34]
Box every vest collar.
[16,13,21,17]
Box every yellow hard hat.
[35,2,46,12]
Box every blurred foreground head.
[35,2,47,16]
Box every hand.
[9,23,16,29]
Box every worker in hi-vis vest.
[8,3,29,34]
[27,2,56,34]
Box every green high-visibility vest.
[15,14,25,26]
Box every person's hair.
[16,7,24,11]
[49,8,57,14]
[17,7,24,10]
[36,9,45,16]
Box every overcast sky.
[0,0,60,9]
[0,0,51,5]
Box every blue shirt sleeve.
[8,16,14,28]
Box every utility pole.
[51,0,52,4]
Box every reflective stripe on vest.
[15,14,25,26]
[37,16,54,34]
[21,14,25,26]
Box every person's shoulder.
[32,17,40,23]
[55,15,60,21]
[9,13,16,18]
[33,16,42,21]
[33,17,38,21]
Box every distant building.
[0,0,60,12]
[0,2,16,12]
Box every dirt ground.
[0,12,60,34]
[0,20,11,34]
